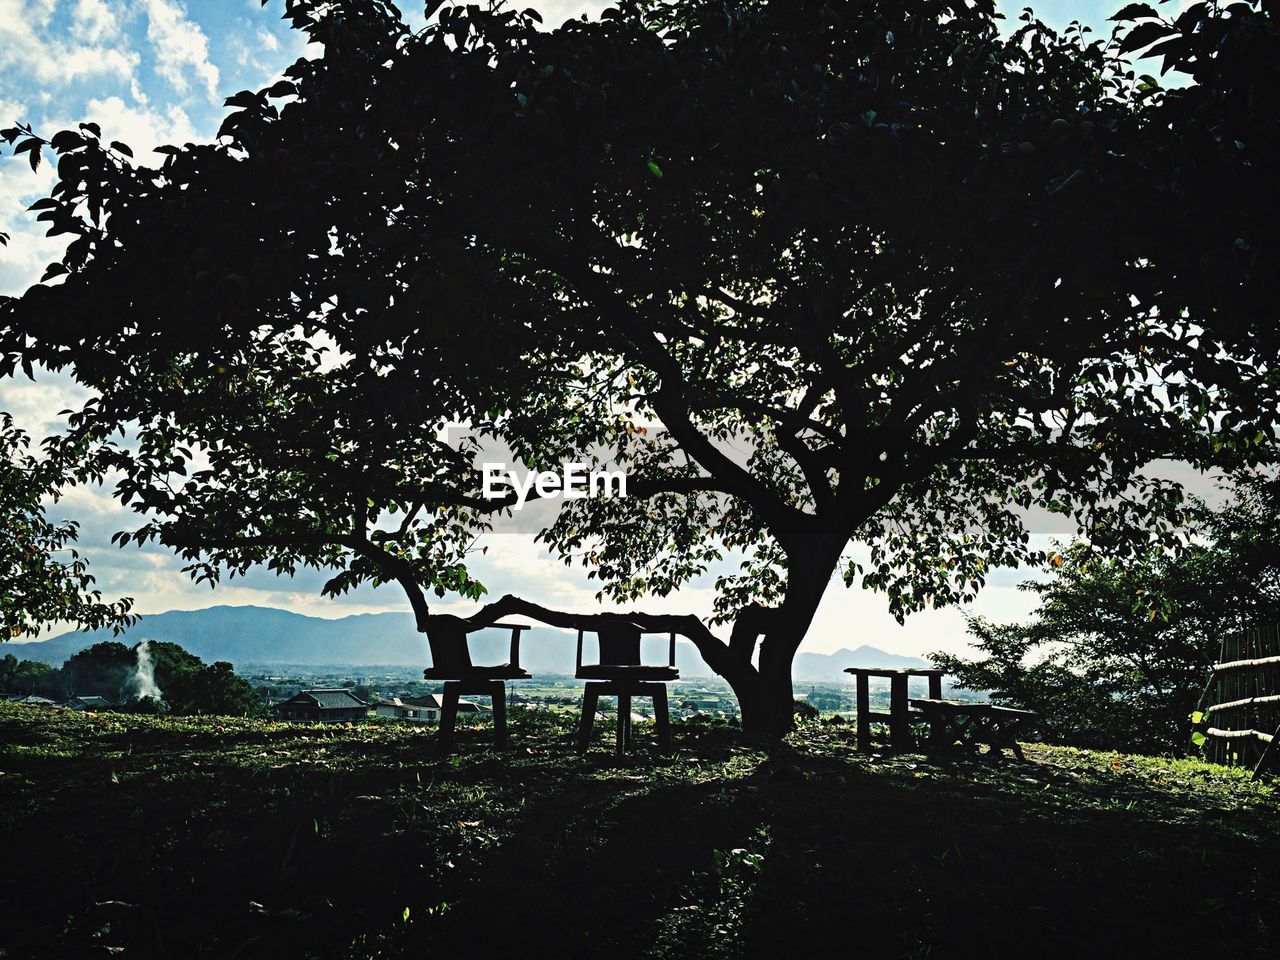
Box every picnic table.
[843,667,945,752]
[909,699,1039,760]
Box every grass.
[1,701,1277,959]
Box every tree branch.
[467,593,746,676]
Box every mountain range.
[8,605,929,680]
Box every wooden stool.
[577,680,671,755]
[440,679,510,748]
[423,615,530,750]
[575,621,678,755]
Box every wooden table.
[843,667,945,752]
[909,699,1038,760]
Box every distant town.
[4,653,981,723]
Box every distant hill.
[794,646,930,679]
[8,605,927,681]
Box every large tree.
[2,0,1279,734]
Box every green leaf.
[1191,731,1207,747]
[40,262,68,283]
[49,130,85,152]
[402,906,411,922]
[1189,710,1204,724]
[1119,21,1174,55]
[224,90,262,109]
[646,159,663,179]
[1109,3,1160,21]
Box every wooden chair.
[423,615,530,748]
[575,620,678,754]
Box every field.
[2,701,1278,959]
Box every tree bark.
[746,544,841,736]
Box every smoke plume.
[132,640,162,701]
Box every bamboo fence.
[1201,622,1280,775]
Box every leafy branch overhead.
[1,0,1278,732]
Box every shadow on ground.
[0,704,1275,959]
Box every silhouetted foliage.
[60,641,134,701]
[28,639,265,715]
[182,661,269,717]
[935,472,1280,753]
[0,414,133,639]
[0,653,59,697]
[3,1,1280,733]
[792,698,819,722]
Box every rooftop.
[288,690,368,710]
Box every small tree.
[61,641,135,700]
[936,472,1280,753]
[3,1,1279,734]
[0,414,133,639]
[0,654,60,698]
[181,661,268,717]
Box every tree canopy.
[20,639,266,715]
[2,0,1279,732]
[0,413,133,639]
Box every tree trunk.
[724,629,811,738]
[750,641,802,737]
[715,652,768,733]
[725,535,846,738]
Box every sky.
[0,1,1141,657]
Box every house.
[374,695,483,724]
[65,696,114,711]
[275,689,369,723]
[7,694,59,706]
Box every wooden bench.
[909,699,1039,761]
[845,667,945,752]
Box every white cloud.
[142,0,219,101]
[43,47,139,86]
[0,0,139,88]
[228,36,250,68]
[0,370,90,440]
[0,147,63,297]
[0,95,197,296]
[72,0,121,44]
[75,94,197,151]
[256,26,278,53]
[19,0,55,25]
